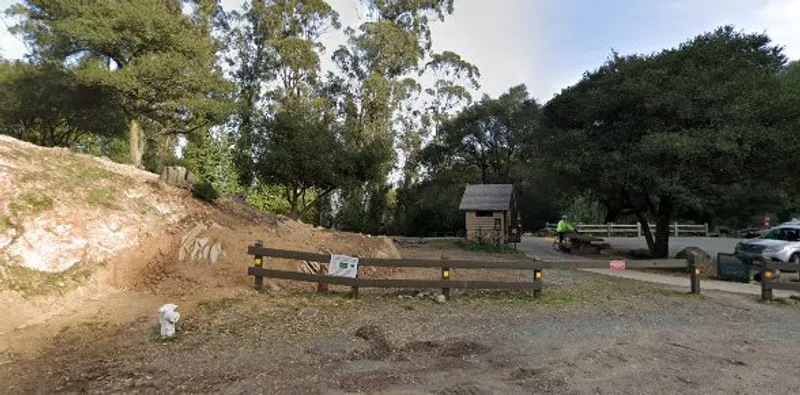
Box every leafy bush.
[192,180,219,203]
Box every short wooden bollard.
[253,240,264,290]
[761,269,774,302]
[441,267,451,299]
[441,255,450,299]
[533,269,542,298]
[689,264,701,294]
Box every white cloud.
[757,0,800,59]
[0,0,28,60]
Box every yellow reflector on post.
[764,270,774,280]
[535,271,542,280]
[694,268,701,275]
[442,269,450,279]
[254,257,262,266]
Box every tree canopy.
[3,0,800,252]
[539,26,800,257]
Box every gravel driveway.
[3,269,800,394]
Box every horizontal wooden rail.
[249,247,688,271]
[536,259,688,270]
[769,282,800,292]
[765,263,800,271]
[247,246,540,270]
[248,267,541,291]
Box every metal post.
[761,269,773,302]
[253,240,264,290]
[704,223,709,237]
[607,223,612,237]
[533,269,542,298]
[674,222,679,237]
[637,222,642,237]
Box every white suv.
[735,225,800,265]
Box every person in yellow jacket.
[556,215,575,245]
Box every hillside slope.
[0,135,399,347]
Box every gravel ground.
[2,245,800,394]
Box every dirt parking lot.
[2,244,800,394]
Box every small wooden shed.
[458,184,519,244]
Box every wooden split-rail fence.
[545,222,709,237]
[246,241,702,298]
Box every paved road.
[603,236,743,261]
[518,236,744,263]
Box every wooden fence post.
[351,269,359,299]
[689,258,700,294]
[533,268,542,298]
[761,268,773,302]
[253,240,264,291]
[441,255,450,299]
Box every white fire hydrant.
[158,304,181,338]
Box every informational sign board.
[610,260,626,271]
[328,255,359,278]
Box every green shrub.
[192,180,219,203]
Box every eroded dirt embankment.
[0,135,400,354]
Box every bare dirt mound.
[0,135,401,352]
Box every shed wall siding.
[465,211,507,243]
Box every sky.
[1,0,799,102]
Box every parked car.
[735,225,800,266]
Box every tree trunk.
[653,195,673,259]
[128,118,144,168]
[633,207,656,254]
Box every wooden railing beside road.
[545,222,709,237]
[246,242,701,298]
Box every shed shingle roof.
[458,184,514,211]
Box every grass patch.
[761,297,800,308]
[655,289,710,300]
[196,297,244,314]
[64,162,114,182]
[149,324,181,342]
[456,240,521,255]
[461,290,574,305]
[424,239,460,248]
[86,187,118,208]
[0,215,17,231]
[8,193,55,216]
[0,261,94,298]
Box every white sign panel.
[328,254,359,278]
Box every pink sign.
[610,260,626,271]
